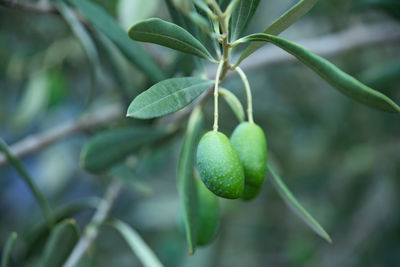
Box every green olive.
[196,131,244,199]
[241,183,262,201]
[196,178,219,246]
[230,122,267,187]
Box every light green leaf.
[69,0,165,82]
[235,33,400,113]
[40,219,80,267]
[111,220,164,267]
[237,0,318,65]
[268,165,332,243]
[177,107,203,254]
[12,70,49,128]
[219,88,245,122]
[55,1,101,102]
[117,0,160,30]
[1,232,17,267]
[127,77,213,119]
[128,18,214,61]
[229,0,261,41]
[81,127,169,173]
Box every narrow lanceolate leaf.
[40,220,79,267]
[0,138,54,227]
[237,0,318,65]
[127,77,213,119]
[219,88,245,122]
[128,18,214,61]
[268,165,332,243]
[81,127,168,173]
[236,34,400,113]
[1,232,17,267]
[229,0,261,41]
[177,107,203,254]
[111,220,164,267]
[69,0,165,82]
[55,1,101,100]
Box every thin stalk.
[63,181,122,267]
[0,138,54,227]
[234,67,254,123]
[213,60,224,131]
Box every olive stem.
[213,60,224,131]
[234,66,254,123]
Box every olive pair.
[196,122,267,200]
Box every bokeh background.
[1,0,399,266]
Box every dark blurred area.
[0,0,400,266]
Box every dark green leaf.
[177,107,203,254]
[23,198,98,260]
[81,127,169,173]
[229,0,261,41]
[219,88,245,122]
[55,1,101,102]
[1,232,17,267]
[111,220,164,267]
[69,0,165,82]
[237,0,318,64]
[268,165,332,243]
[127,77,213,119]
[236,33,400,113]
[128,18,214,61]
[40,219,80,267]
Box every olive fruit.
[196,178,219,246]
[230,122,267,188]
[241,183,263,201]
[196,131,244,199]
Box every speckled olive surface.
[196,131,244,199]
[196,178,219,246]
[231,122,267,187]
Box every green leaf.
[237,0,318,65]
[235,33,400,113]
[23,198,99,260]
[111,220,164,267]
[177,107,203,254]
[40,219,80,267]
[267,165,332,243]
[1,232,17,267]
[127,77,213,119]
[128,18,214,61]
[219,88,245,122]
[0,138,54,227]
[55,1,101,103]
[229,0,261,41]
[69,0,165,82]
[81,126,168,173]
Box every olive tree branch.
[63,180,123,267]
[0,104,123,167]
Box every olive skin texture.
[196,178,219,246]
[241,183,262,201]
[196,131,244,199]
[230,122,267,187]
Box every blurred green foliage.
[0,0,399,266]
